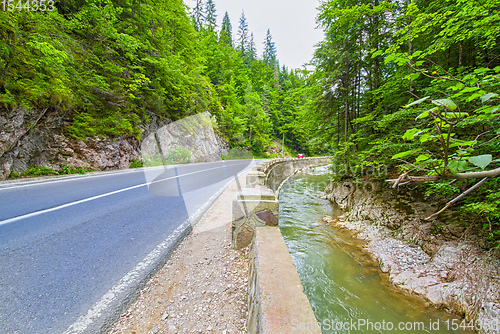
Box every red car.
[297,153,305,158]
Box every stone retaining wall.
[261,157,332,192]
[232,157,331,333]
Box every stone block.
[256,210,278,226]
[248,226,321,334]
[237,187,276,201]
[232,187,279,249]
[246,171,266,188]
[252,165,264,172]
[236,227,254,251]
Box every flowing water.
[278,166,468,333]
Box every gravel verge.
[109,174,250,334]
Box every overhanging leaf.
[371,50,383,58]
[415,154,431,162]
[384,54,395,64]
[402,128,423,141]
[475,105,499,114]
[404,96,430,108]
[391,149,421,160]
[419,133,431,143]
[467,92,484,102]
[408,72,420,81]
[432,99,457,111]
[443,111,468,119]
[474,67,489,74]
[452,86,478,98]
[448,160,468,175]
[416,111,430,120]
[469,154,493,169]
[481,93,498,103]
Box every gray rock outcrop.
[0,107,228,180]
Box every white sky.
[187,0,325,70]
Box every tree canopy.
[0,0,309,157]
[307,0,500,246]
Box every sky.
[187,0,325,70]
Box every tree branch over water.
[386,167,500,219]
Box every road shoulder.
[110,173,249,334]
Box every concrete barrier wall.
[261,157,332,192]
[232,156,331,333]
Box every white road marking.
[0,160,242,191]
[0,162,249,227]
[63,217,193,334]
[0,168,144,191]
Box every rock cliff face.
[0,108,228,180]
[140,112,228,164]
[323,180,500,332]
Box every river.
[278,166,469,333]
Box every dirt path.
[110,174,249,334]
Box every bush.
[224,148,254,160]
[8,166,56,178]
[129,159,144,168]
[166,146,192,164]
[8,165,93,179]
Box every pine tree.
[205,0,217,30]
[263,29,277,66]
[191,0,205,32]
[237,10,249,58]
[220,11,233,46]
[247,33,257,64]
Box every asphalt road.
[0,159,256,333]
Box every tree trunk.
[407,0,414,94]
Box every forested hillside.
[0,0,309,159]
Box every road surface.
[0,159,256,333]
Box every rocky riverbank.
[322,180,500,333]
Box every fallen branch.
[386,166,500,184]
[391,171,408,188]
[425,177,489,220]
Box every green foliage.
[142,146,192,166]
[310,0,500,246]
[463,178,500,248]
[387,67,499,177]
[0,0,316,160]
[1,0,214,138]
[60,165,95,175]
[8,166,58,178]
[166,147,192,164]
[129,159,144,169]
[223,148,254,160]
[424,181,461,199]
[65,112,141,140]
[8,165,93,179]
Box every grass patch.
[8,165,94,179]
